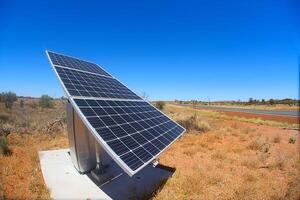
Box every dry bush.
[248,138,264,150]
[0,113,10,123]
[247,138,270,153]
[273,154,287,170]
[284,176,300,199]
[289,136,297,144]
[177,114,211,133]
[155,101,165,110]
[273,135,281,143]
[0,100,67,135]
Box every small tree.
[39,95,54,108]
[20,100,24,108]
[155,101,165,110]
[269,98,275,105]
[1,92,17,109]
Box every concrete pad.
[39,149,174,200]
[39,149,111,200]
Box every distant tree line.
[174,98,300,106]
[0,91,56,109]
[0,92,17,109]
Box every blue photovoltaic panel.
[48,51,112,77]
[47,51,185,176]
[74,99,184,170]
[55,66,141,100]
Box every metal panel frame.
[46,50,186,176]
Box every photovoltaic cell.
[48,51,111,77]
[47,51,185,176]
[73,99,184,171]
[55,66,141,100]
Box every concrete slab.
[39,149,174,200]
[39,149,111,200]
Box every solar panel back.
[46,51,185,176]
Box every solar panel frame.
[46,50,186,176]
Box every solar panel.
[48,51,112,77]
[55,67,141,99]
[46,51,185,176]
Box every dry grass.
[170,104,299,129]
[0,100,299,199]
[177,114,211,132]
[0,99,68,199]
[153,104,300,200]
[273,135,282,143]
[289,136,297,144]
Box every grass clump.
[247,138,271,153]
[0,137,11,156]
[273,135,281,143]
[177,114,211,132]
[273,154,287,170]
[0,113,10,123]
[211,150,226,160]
[289,136,297,144]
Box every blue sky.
[0,0,299,101]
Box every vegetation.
[170,104,299,129]
[0,98,299,199]
[0,98,66,199]
[1,92,17,109]
[174,98,300,108]
[155,101,165,110]
[177,114,211,132]
[289,136,297,144]
[154,104,300,200]
[0,137,10,155]
[39,95,54,108]
[20,99,24,108]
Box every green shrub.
[1,92,17,109]
[39,95,54,108]
[155,101,165,110]
[0,137,11,156]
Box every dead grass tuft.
[211,150,226,160]
[0,113,10,123]
[273,135,281,143]
[177,114,211,133]
[273,154,287,170]
[241,157,259,169]
[289,136,297,144]
[154,104,300,200]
